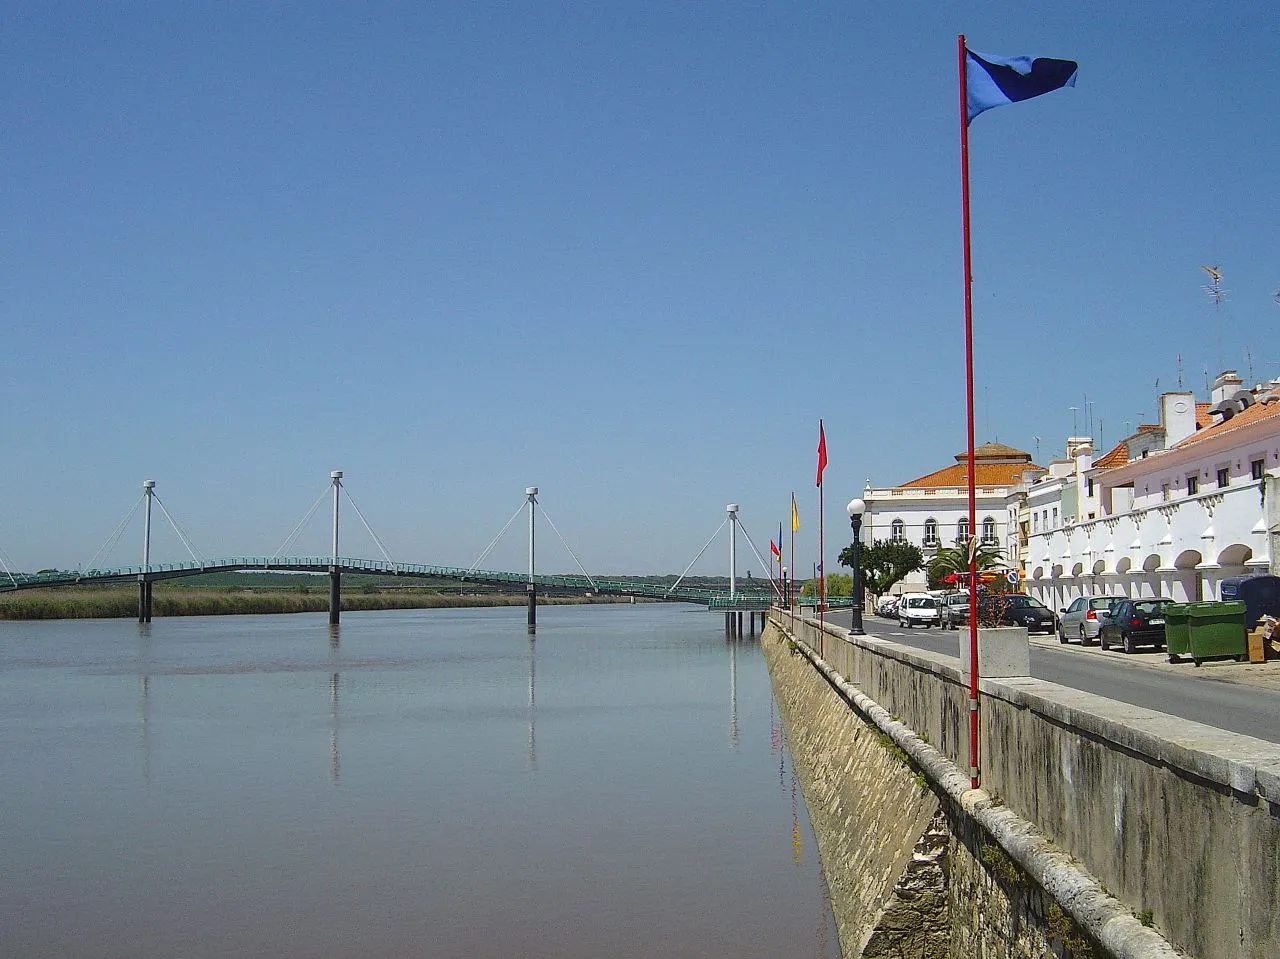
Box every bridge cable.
[734,521,783,600]
[151,494,204,566]
[537,506,598,591]
[341,488,396,566]
[273,485,331,558]
[81,492,146,573]
[467,501,527,575]
[665,517,728,597]
[0,544,19,588]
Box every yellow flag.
[791,493,799,532]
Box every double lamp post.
[846,497,865,636]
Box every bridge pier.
[329,567,341,625]
[137,578,152,622]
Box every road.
[816,608,1280,744]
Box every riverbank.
[0,586,626,620]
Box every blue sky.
[2,2,1278,577]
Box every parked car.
[1057,595,1121,645]
[983,593,1057,633]
[897,593,940,628]
[876,596,900,618]
[940,592,969,629]
[1100,598,1174,653]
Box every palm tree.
[927,541,1005,590]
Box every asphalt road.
[817,608,1280,744]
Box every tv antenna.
[1202,265,1226,375]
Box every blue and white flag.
[965,49,1077,124]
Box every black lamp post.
[846,498,866,636]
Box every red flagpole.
[958,33,980,791]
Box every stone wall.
[766,610,1279,958]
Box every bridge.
[0,474,849,631]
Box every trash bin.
[1164,603,1191,663]
[1219,575,1280,629]
[1186,601,1247,667]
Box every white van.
[897,592,940,629]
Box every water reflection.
[328,625,341,785]
[527,636,537,770]
[137,622,152,785]
[728,636,739,748]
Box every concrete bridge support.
[137,579,152,623]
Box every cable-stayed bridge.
[0,474,845,632]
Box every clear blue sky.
[2,3,1277,576]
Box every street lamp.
[846,498,866,636]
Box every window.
[890,519,905,542]
[923,518,938,546]
[1033,513,1039,533]
[1161,482,1171,501]
[1186,474,1198,495]
[1252,459,1265,480]
[956,518,969,543]
[1086,477,1094,497]
[1051,507,1058,528]
[1216,467,1230,489]
[981,516,997,544]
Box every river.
[0,602,840,958]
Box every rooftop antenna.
[1177,353,1183,389]
[1069,406,1078,436]
[1202,264,1226,375]
[1203,367,1210,394]
[1247,347,1255,384]
[1032,435,1041,461]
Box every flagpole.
[790,493,796,610]
[818,419,826,627]
[958,33,980,791]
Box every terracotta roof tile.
[1093,441,1129,469]
[1195,402,1214,429]
[1172,399,1280,450]
[901,462,1043,489]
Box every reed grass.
[0,587,607,620]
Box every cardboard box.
[1247,629,1269,663]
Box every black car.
[1099,598,1173,653]
[978,593,1056,633]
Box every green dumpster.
[1164,604,1191,663]
[1185,601,1247,667]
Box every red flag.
[816,420,828,487]
[770,539,781,560]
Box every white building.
[863,443,1045,594]
[1024,371,1280,608]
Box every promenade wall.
[765,610,1280,959]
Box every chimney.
[1065,436,1093,458]
[1211,370,1244,405]
[1160,391,1197,446]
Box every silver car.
[1057,595,1120,645]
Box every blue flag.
[965,49,1077,124]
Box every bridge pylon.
[138,480,155,622]
[526,487,537,635]
[329,471,342,626]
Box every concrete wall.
[768,610,1280,959]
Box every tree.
[926,543,1005,591]
[839,539,924,597]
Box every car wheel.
[900,618,909,628]
[1057,625,1067,644]
[1123,632,1135,655]
[1078,625,1088,646]
[1100,632,1110,651]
